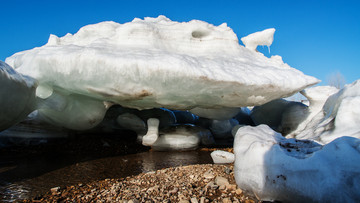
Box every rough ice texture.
[286,86,339,138]
[241,28,275,52]
[0,61,37,131]
[211,150,235,164]
[293,80,360,144]
[6,16,319,112]
[234,125,360,203]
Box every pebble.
[50,187,60,195]
[236,188,243,195]
[203,169,215,179]
[24,164,256,203]
[191,197,198,203]
[215,176,230,186]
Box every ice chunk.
[37,92,108,130]
[150,125,213,151]
[211,150,235,164]
[233,107,254,126]
[142,118,160,146]
[209,119,239,139]
[234,125,360,202]
[171,110,198,124]
[250,99,307,135]
[241,28,275,52]
[0,111,69,147]
[286,86,339,138]
[0,61,37,131]
[190,107,241,120]
[6,16,319,112]
[116,113,146,135]
[294,80,360,144]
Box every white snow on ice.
[241,28,275,52]
[294,80,360,144]
[6,16,318,113]
[234,125,360,202]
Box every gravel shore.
[25,164,258,203]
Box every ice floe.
[0,61,37,131]
[6,16,318,114]
[234,125,360,202]
[294,80,360,144]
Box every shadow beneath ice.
[0,127,214,202]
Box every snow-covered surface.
[286,86,339,138]
[6,16,318,112]
[241,28,275,52]
[0,61,37,131]
[211,150,235,164]
[294,80,360,144]
[234,125,360,202]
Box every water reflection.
[0,150,212,202]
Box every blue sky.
[1,0,359,85]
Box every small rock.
[226,184,237,191]
[215,176,229,186]
[179,200,189,203]
[204,170,215,179]
[219,185,226,190]
[169,187,178,194]
[222,198,232,203]
[205,181,218,190]
[235,188,243,195]
[50,187,60,195]
[200,197,206,203]
[191,197,198,203]
[224,167,232,174]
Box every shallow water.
[0,144,213,202]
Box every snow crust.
[0,61,37,131]
[6,16,318,112]
[234,125,360,202]
[241,28,275,52]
